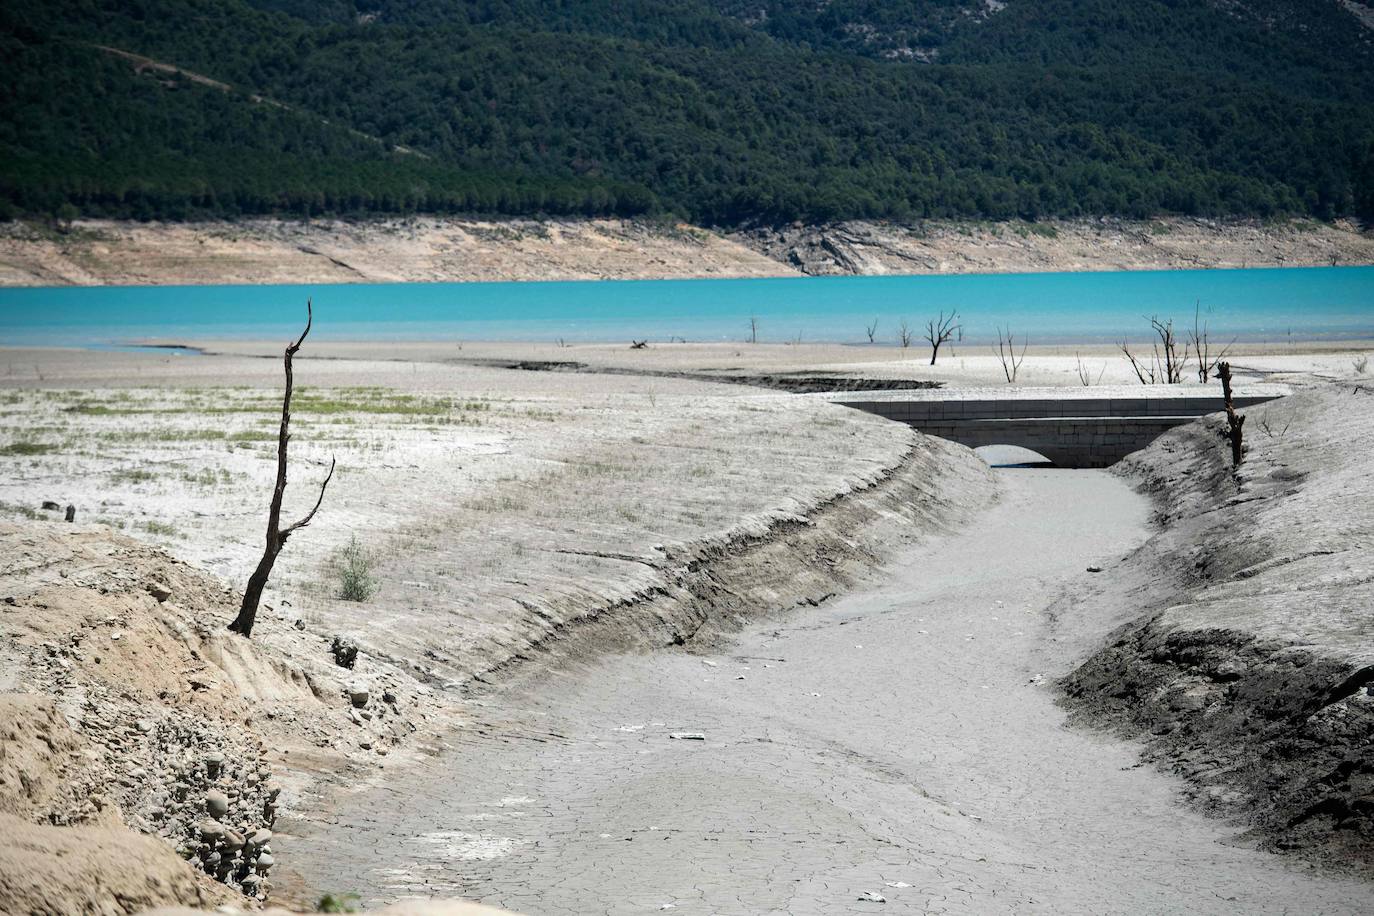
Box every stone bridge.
[816,385,1288,468]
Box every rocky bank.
[1,216,1369,287]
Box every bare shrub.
[1354,354,1370,375]
[994,326,1027,383]
[866,319,878,344]
[1074,353,1106,386]
[1188,300,1234,382]
[898,320,913,349]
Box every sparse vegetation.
[335,535,378,602]
[0,441,57,456]
[315,893,361,914]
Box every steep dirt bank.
[0,522,455,912]
[2,216,1369,286]
[1061,384,1374,872]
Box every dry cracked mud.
[283,468,1374,914]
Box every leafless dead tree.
[1216,360,1245,467]
[1187,300,1234,383]
[748,316,758,344]
[229,301,336,638]
[1120,315,1193,385]
[899,319,913,349]
[629,339,647,349]
[866,319,878,344]
[924,310,960,365]
[994,326,1027,383]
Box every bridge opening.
[974,444,1056,468]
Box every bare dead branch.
[229,299,333,638]
[280,456,336,539]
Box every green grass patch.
[1,441,57,456]
[110,467,156,483]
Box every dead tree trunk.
[1217,360,1245,467]
[229,301,335,637]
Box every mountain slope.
[2,0,1372,224]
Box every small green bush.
[316,892,361,914]
[336,535,377,602]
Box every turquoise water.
[1,267,1371,346]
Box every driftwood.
[228,301,335,638]
[1217,360,1245,467]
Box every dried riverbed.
[286,468,1372,914]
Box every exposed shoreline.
[1,215,1371,287]
[2,344,1372,912]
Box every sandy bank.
[1062,383,1374,871]
[1,216,1370,287]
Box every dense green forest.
[2,0,1372,223]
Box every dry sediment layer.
[1,216,1370,286]
[1061,384,1374,872]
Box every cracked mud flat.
[287,469,1372,915]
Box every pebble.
[205,790,229,819]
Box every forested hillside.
[3,0,1372,223]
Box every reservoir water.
[1,266,1371,346]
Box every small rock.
[205,790,229,819]
[668,732,705,741]
[136,719,153,734]
[147,581,173,602]
[330,637,358,670]
[110,632,122,641]
[348,708,363,726]
[858,891,886,903]
[1086,565,1103,573]
[293,618,306,631]
[249,829,272,847]
[347,683,369,708]
[204,752,224,777]
[41,500,60,511]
